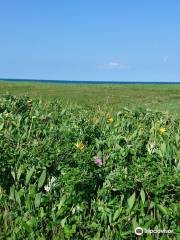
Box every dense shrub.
[0,96,179,239]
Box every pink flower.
[95,156,103,166]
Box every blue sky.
[0,1,180,82]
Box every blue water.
[0,78,180,84]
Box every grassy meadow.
[0,81,180,239]
[0,81,180,116]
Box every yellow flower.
[107,116,113,123]
[75,141,85,150]
[159,127,166,135]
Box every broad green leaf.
[0,123,4,131]
[57,195,66,211]
[176,160,180,171]
[29,185,36,197]
[140,189,145,204]
[38,169,46,189]
[17,166,23,181]
[149,201,155,209]
[15,190,21,206]
[18,188,24,198]
[175,134,179,145]
[25,195,31,210]
[128,192,136,210]
[61,217,67,228]
[22,222,32,233]
[9,185,15,201]
[156,204,168,215]
[132,217,138,229]
[113,208,121,221]
[160,142,166,155]
[11,171,16,181]
[35,193,42,208]
[144,219,155,229]
[40,207,45,219]
[25,167,35,185]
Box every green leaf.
[15,190,21,206]
[132,217,138,229]
[29,185,36,197]
[149,201,155,209]
[35,193,42,208]
[140,189,145,205]
[22,222,32,233]
[176,160,180,171]
[144,219,155,229]
[127,192,136,211]
[38,169,46,189]
[61,217,67,228]
[40,207,45,219]
[175,134,179,145]
[160,143,166,155]
[57,195,66,211]
[0,123,4,131]
[113,208,121,221]
[11,170,16,181]
[156,204,168,215]
[9,185,15,201]
[17,166,23,181]
[25,167,35,185]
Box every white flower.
[71,207,76,214]
[127,144,133,148]
[147,142,156,154]
[49,176,56,185]
[44,176,56,192]
[44,185,51,192]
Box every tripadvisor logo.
[135,227,174,236]
[135,227,143,236]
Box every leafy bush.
[0,96,179,239]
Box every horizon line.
[0,78,180,84]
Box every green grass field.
[0,81,180,116]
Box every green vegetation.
[0,81,180,115]
[0,95,179,239]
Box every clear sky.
[0,1,180,82]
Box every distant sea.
[0,79,180,84]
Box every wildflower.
[95,156,103,166]
[44,185,51,192]
[147,142,156,154]
[159,127,166,135]
[49,176,56,185]
[71,207,76,214]
[107,116,113,123]
[75,141,85,150]
[44,176,56,192]
[127,144,133,148]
